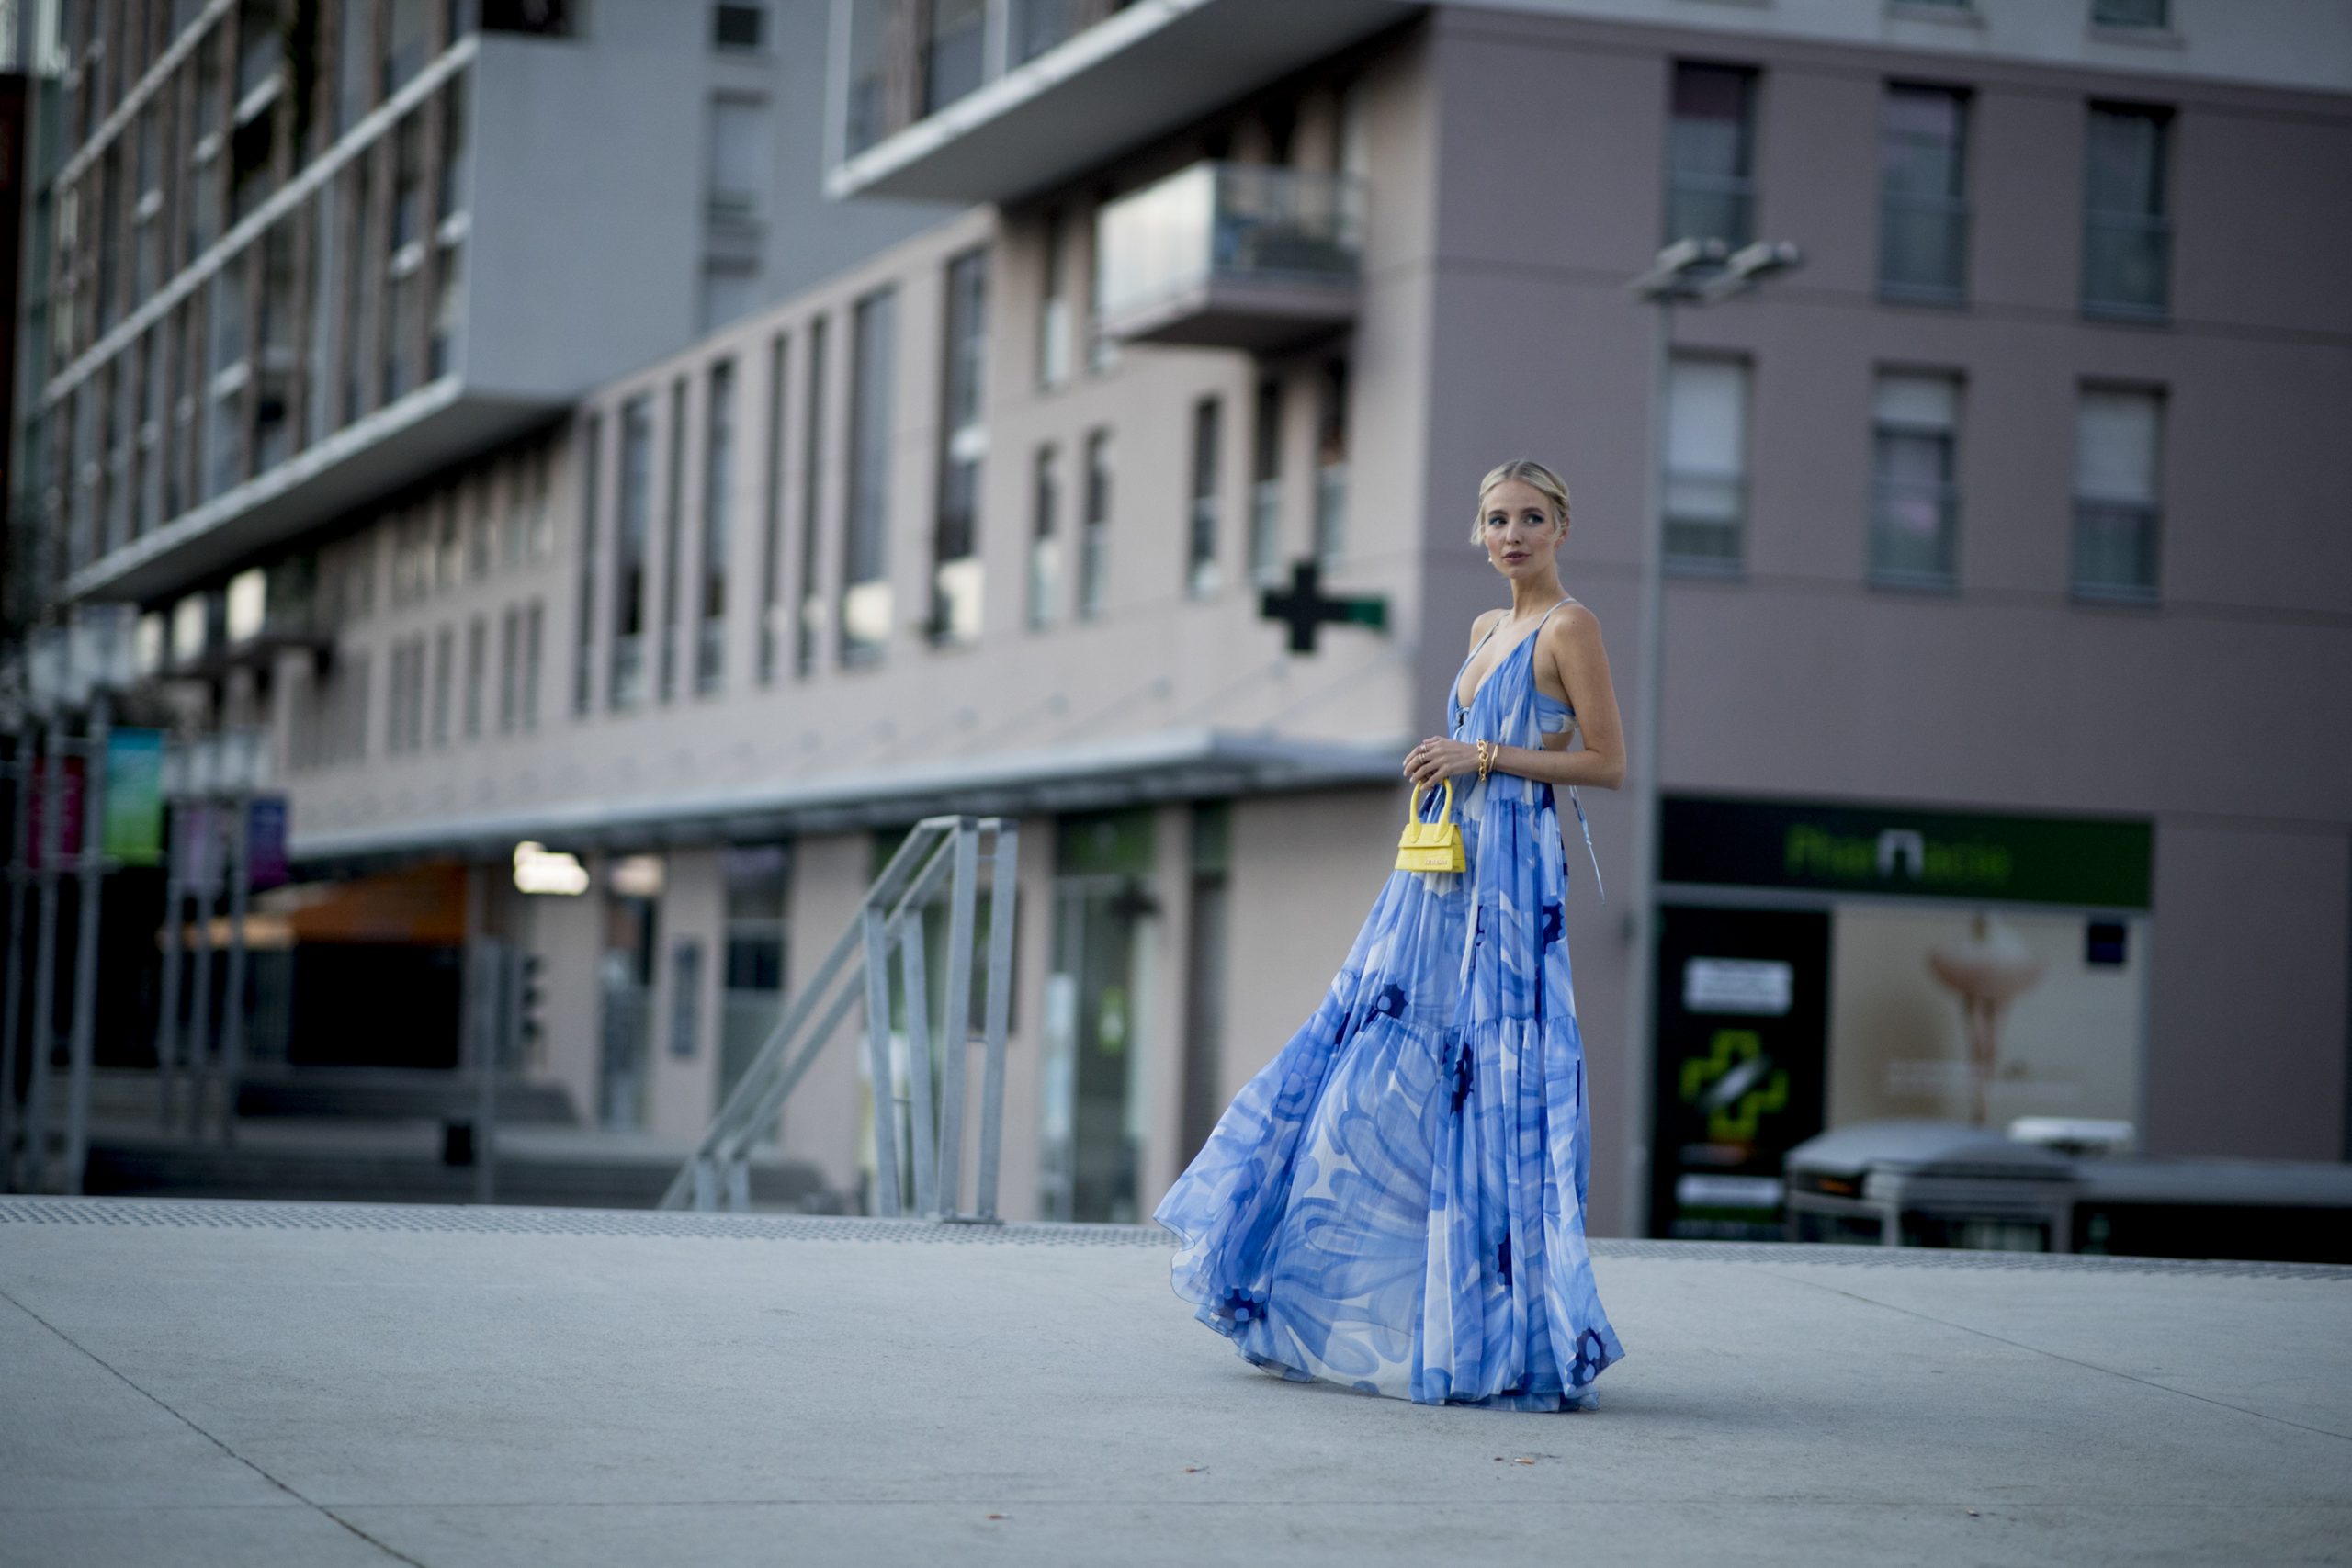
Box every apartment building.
[27,0,943,633]
[46,0,2352,1234]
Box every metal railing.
[660,815,1017,1220]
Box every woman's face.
[1479,479,1564,579]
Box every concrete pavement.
[3,1199,2347,1567]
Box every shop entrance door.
[1041,809,1158,1224]
[1650,905,1831,1240]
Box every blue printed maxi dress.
[1154,599,1624,1410]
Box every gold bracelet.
[1476,739,1494,783]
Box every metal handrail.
[659,815,1017,1220]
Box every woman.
[1155,459,1627,1410]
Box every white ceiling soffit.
[289,728,1413,866]
[830,0,1425,205]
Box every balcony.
[1096,164,1363,351]
[831,0,1416,204]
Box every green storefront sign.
[1661,796,2152,910]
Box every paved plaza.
[3,1198,2348,1567]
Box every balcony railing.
[1867,478,1959,590]
[2082,212,2171,321]
[2071,498,2160,603]
[1097,163,1363,351]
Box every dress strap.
[1533,597,1606,902]
[1566,787,1606,903]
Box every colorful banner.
[174,802,219,893]
[102,729,166,866]
[26,756,85,871]
[246,795,290,892]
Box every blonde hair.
[1471,459,1572,544]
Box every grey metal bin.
[1783,1120,2081,1252]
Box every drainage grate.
[1,1199,2345,1280]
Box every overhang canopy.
[829,0,1421,205]
[291,728,1411,872]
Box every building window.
[1028,444,1061,630]
[573,413,601,716]
[2093,0,2169,27]
[465,614,487,738]
[841,288,897,666]
[658,378,688,702]
[435,493,464,588]
[931,248,989,646]
[610,395,652,709]
[1667,63,1758,248]
[2083,104,2171,321]
[430,625,454,746]
[1037,209,1071,390]
[707,93,769,221]
[1868,370,1962,590]
[1187,397,1222,598]
[522,599,544,729]
[844,0,887,155]
[713,2,765,51]
[384,0,429,98]
[439,75,469,221]
[481,0,576,35]
[1079,429,1112,621]
[526,441,555,560]
[498,603,521,733]
[390,635,428,754]
[796,316,829,678]
[1663,355,1748,574]
[718,844,790,1106]
[1250,379,1283,586]
[923,0,987,115]
[1084,197,1118,376]
[1313,362,1348,569]
[1880,85,1968,304]
[698,359,736,694]
[757,333,787,686]
[2072,386,2163,604]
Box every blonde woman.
[1156,460,1627,1409]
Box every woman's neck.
[1506,569,1568,619]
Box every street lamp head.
[1694,239,1804,303]
[1626,237,1729,299]
[1727,239,1803,279]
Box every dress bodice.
[1444,600,1605,900]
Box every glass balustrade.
[1097,163,1364,343]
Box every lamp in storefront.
[514,841,590,896]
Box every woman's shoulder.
[1467,606,1508,649]
[1543,597,1602,641]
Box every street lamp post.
[1620,238,1802,1238]
[62,604,134,1193]
[20,627,67,1191]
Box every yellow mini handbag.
[1396,780,1466,873]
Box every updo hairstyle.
[1470,459,1573,545]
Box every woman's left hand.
[1403,737,1478,789]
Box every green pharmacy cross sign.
[1261,559,1387,654]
